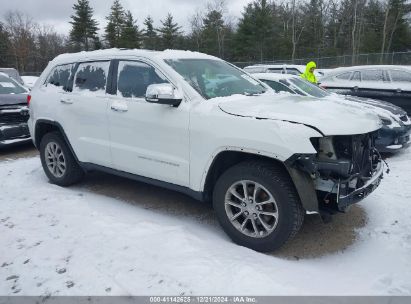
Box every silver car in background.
[318,65,411,114]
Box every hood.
[343,95,407,116]
[217,94,382,136]
[0,93,28,106]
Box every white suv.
[28,49,384,252]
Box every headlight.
[379,116,392,126]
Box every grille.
[0,108,29,124]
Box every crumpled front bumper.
[337,161,384,210]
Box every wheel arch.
[201,149,319,212]
[34,119,79,162]
[202,149,287,200]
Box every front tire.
[213,161,304,252]
[39,132,84,186]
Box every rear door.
[61,61,112,167]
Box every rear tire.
[39,132,84,186]
[213,160,304,252]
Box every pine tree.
[105,0,125,48]
[69,0,99,51]
[202,10,225,57]
[157,13,182,50]
[235,0,276,61]
[119,11,142,48]
[143,16,158,50]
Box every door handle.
[110,103,128,112]
[353,86,359,91]
[60,98,73,104]
[396,88,402,93]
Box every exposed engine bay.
[290,131,384,213]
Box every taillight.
[27,94,31,106]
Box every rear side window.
[117,61,168,98]
[244,67,264,73]
[261,79,295,94]
[73,61,110,94]
[335,72,351,80]
[286,68,301,75]
[361,70,384,82]
[267,68,284,74]
[390,70,411,82]
[45,64,75,90]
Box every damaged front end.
[286,131,385,213]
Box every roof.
[244,64,307,70]
[324,65,411,77]
[51,48,221,65]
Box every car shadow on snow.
[79,170,368,260]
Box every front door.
[107,60,190,186]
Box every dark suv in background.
[0,72,30,146]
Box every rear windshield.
[0,74,27,94]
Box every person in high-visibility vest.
[300,61,318,84]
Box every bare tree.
[189,10,204,51]
[4,10,36,72]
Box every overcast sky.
[0,0,252,35]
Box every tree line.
[0,0,410,73]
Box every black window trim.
[111,58,174,99]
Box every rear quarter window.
[44,64,75,91]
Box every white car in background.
[319,65,411,114]
[21,76,40,90]
[28,49,384,252]
[243,64,323,78]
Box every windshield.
[0,74,27,94]
[288,77,329,98]
[165,59,266,99]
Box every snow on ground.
[0,151,410,296]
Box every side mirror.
[145,83,182,107]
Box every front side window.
[45,64,75,90]
[361,70,384,82]
[117,61,168,98]
[73,61,110,94]
[165,59,266,99]
[390,70,411,82]
[260,79,295,94]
